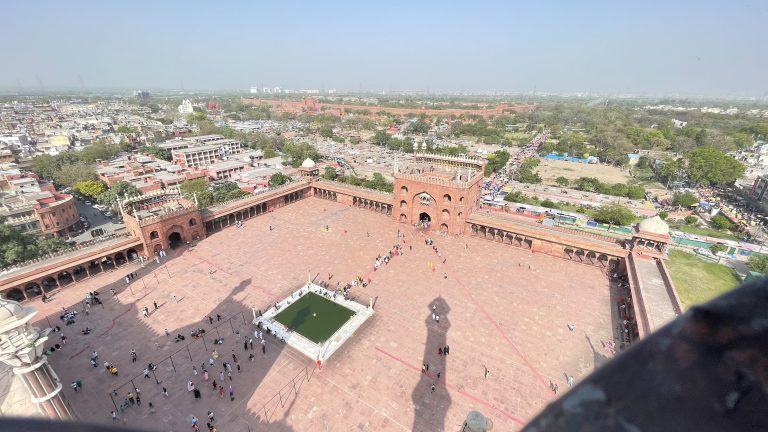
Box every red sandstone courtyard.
[30,198,619,431]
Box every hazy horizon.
[2,1,767,97]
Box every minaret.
[0,297,75,419]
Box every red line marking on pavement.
[191,253,238,278]
[68,345,89,360]
[446,260,551,393]
[96,304,136,338]
[374,347,526,426]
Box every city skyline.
[1,1,767,97]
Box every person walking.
[191,416,199,428]
[111,410,118,421]
[207,411,215,423]
[229,385,234,401]
[162,387,168,397]
[153,301,158,310]
[218,385,224,399]
[143,307,149,318]
[430,384,435,393]
[193,365,198,376]
[567,375,574,386]
[261,339,266,354]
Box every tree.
[54,163,97,188]
[555,176,570,187]
[0,219,69,268]
[79,142,120,163]
[74,180,106,198]
[98,181,143,210]
[658,211,669,220]
[658,158,686,187]
[748,254,768,273]
[636,156,651,169]
[709,244,728,254]
[372,130,390,147]
[31,154,61,180]
[540,199,558,209]
[484,150,510,175]
[178,179,213,209]
[187,112,207,123]
[685,148,745,186]
[212,182,249,203]
[516,169,542,184]
[282,142,320,167]
[592,204,636,229]
[116,125,138,134]
[269,173,291,187]
[139,145,172,161]
[672,192,698,208]
[263,148,278,158]
[321,166,337,180]
[684,215,698,225]
[711,214,732,231]
[319,126,335,139]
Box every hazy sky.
[2,0,766,96]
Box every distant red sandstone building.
[241,98,535,118]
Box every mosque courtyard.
[29,198,618,431]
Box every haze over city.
[2,2,768,432]
[2,0,767,97]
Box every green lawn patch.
[668,223,741,241]
[274,292,355,344]
[666,250,740,308]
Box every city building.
[393,153,485,235]
[178,100,194,115]
[96,154,207,193]
[206,160,249,180]
[171,139,242,168]
[0,171,81,237]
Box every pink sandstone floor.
[29,198,617,431]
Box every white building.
[178,99,194,115]
[249,87,259,94]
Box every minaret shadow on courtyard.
[26,250,304,431]
[411,296,452,432]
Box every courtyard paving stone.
[28,198,617,431]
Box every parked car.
[84,201,92,206]
[104,212,114,218]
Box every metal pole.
[130,379,137,392]
[152,369,161,385]
[141,278,146,289]
[229,319,235,334]
[202,336,208,351]
[169,356,176,372]
[186,346,193,362]
[165,265,170,278]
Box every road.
[70,198,126,244]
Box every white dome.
[0,297,25,323]
[301,158,316,168]
[638,216,670,235]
